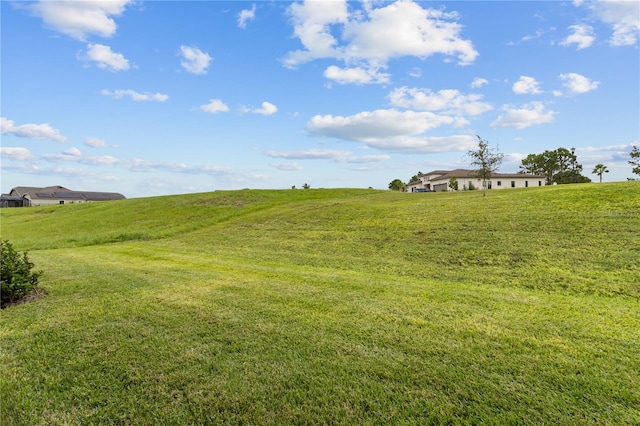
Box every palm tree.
[592,163,609,183]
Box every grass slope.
[1,184,639,424]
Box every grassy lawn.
[1,184,639,424]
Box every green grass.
[1,184,639,424]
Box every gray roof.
[10,186,125,201]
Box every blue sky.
[2,0,639,197]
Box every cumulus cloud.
[471,77,488,88]
[265,149,390,163]
[584,0,640,46]
[558,72,600,94]
[180,45,212,75]
[308,109,458,142]
[85,137,112,148]
[1,147,34,161]
[63,147,82,157]
[81,43,130,71]
[252,101,278,116]
[285,0,477,84]
[561,24,596,49]
[491,102,556,129]
[238,4,256,29]
[305,109,475,153]
[101,89,169,102]
[27,0,132,40]
[324,65,390,85]
[200,99,229,114]
[388,87,492,116]
[1,117,67,142]
[512,76,542,95]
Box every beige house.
[7,186,125,207]
[407,169,546,192]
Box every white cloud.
[285,0,349,66]
[273,162,304,171]
[253,101,278,116]
[561,24,596,49]
[85,137,112,148]
[307,109,458,142]
[388,87,492,116]
[304,109,475,153]
[82,43,130,71]
[1,117,67,142]
[471,77,488,88]
[42,151,120,165]
[200,99,229,114]
[522,30,544,42]
[585,0,640,46]
[265,149,390,163]
[324,65,390,85]
[28,0,132,40]
[491,102,556,129]
[180,45,212,75]
[512,76,542,95]
[558,72,600,94]
[101,89,168,102]
[238,4,256,29]
[285,0,477,84]
[1,147,33,161]
[358,135,477,153]
[63,147,82,157]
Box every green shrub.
[1,240,42,308]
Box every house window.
[539,181,542,186]
[497,181,502,187]
[511,181,516,188]
[59,200,65,205]
[525,181,529,188]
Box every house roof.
[419,169,546,182]
[10,186,125,201]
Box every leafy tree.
[388,179,405,191]
[302,183,311,189]
[467,135,503,196]
[409,171,423,183]
[592,164,609,183]
[1,240,42,308]
[448,176,458,191]
[630,145,640,177]
[519,147,589,184]
[519,151,556,185]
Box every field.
[1,183,639,424]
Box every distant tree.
[291,185,296,189]
[468,135,503,196]
[630,145,640,177]
[519,151,555,185]
[519,147,589,184]
[302,183,310,189]
[388,179,406,191]
[448,176,458,191]
[592,164,609,183]
[409,171,423,183]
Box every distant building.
[2,186,125,207]
[407,169,546,192]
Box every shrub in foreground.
[1,240,42,308]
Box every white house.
[7,186,125,207]
[406,169,546,192]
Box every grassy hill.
[1,183,639,424]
